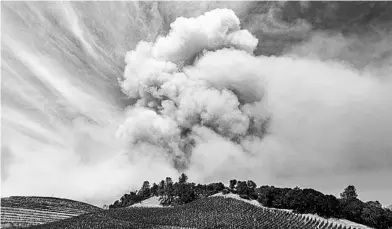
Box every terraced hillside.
[1,196,102,228]
[29,196,368,229]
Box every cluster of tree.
[228,179,258,200]
[256,185,392,229]
[109,173,225,208]
[109,175,392,229]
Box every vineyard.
[213,193,372,229]
[28,196,368,229]
[1,196,102,228]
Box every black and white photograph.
[1,1,392,228]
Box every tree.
[179,173,188,184]
[361,204,382,227]
[175,181,196,205]
[341,198,363,222]
[340,185,358,201]
[265,189,274,207]
[151,183,159,196]
[285,187,304,210]
[229,179,237,190]
[366,201,382,208]
[158,180,165,196]
[246,180,258,199]
[138,181,151,198]
[237,181,249,198]
[109,200,120,209]
[163,177,174,205]
[317,194,340,217]
[206,182,225,196]
[247,180,257,190]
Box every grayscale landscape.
[1,1,392,228]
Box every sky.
[1,1,392,207]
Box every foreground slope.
[1,196,102,228]
[29,196,369,229]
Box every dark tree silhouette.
[151,183,158,196]
[158,180,165,197]
[138,181,151,198]
[229,179,237,190]
[179,173,188,184]
[163,177,174,205]
[340,185,358,201]
[247,180,257,190]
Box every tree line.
[109,174,392,229]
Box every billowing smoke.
[116,6,392,203]
[2,2,392,207]
[117,9,269,170]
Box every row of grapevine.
[1,207,80,228]
[1,196,101,212]
[1,196,102,228]
[215,193,371,229]
[1,207,83,216]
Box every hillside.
[1,196,102,228]
[28,196,369,229]
[213,193,372,229]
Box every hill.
[28,195,368,229]
[1,196,102,228]
[108,175,392,229]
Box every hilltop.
[1,196,101,228]
[108,173,392,229]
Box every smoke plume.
[118,9,268,171]
[117,6,392,204]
